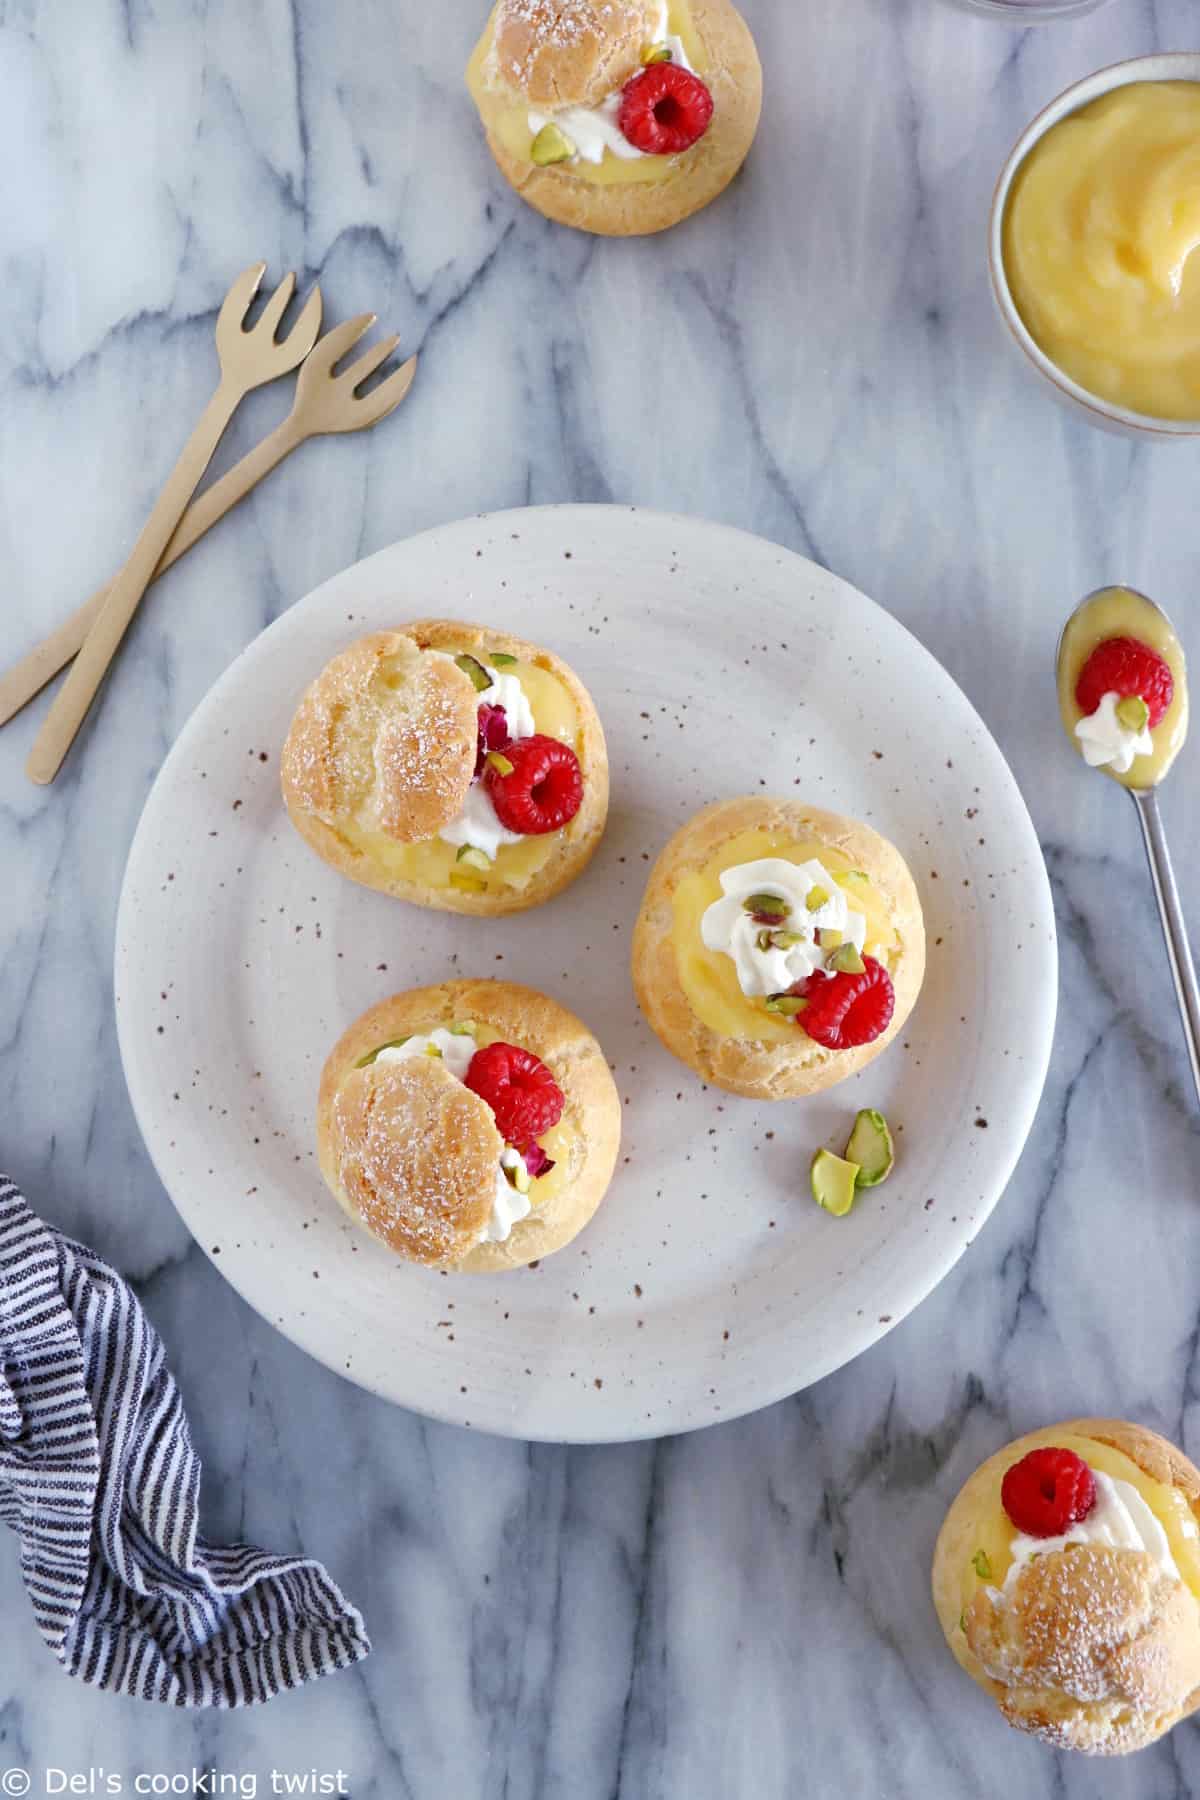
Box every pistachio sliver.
[531,122,575,166]
[643,42,673,62]
[817,928,843,950]
[744,892,790,923]
[486,750,515,777]
[765,993,807,1017]
[805,886,831,912]
[454,652,491,693]
[829,943,866,975]
[456,845,492,872]
[1115,694,1151,733]
[449,1020,478,1037]
[972,1549,992,1580]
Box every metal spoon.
[1057,588,1200,1106]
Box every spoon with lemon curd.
[1058,586,1199,1105]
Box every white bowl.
[989,53,1200,440]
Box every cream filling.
[527,2,694,166]
[994,1469,1182,1601]
[700,858,867,1000]
[437,658,536,860]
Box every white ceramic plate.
[116,507,1056,1442]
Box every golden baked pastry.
[631,797,925,1099]
[466,0,762,237]
[932,1419,1200,1756]
[281,620,608,916]
[317,980,622,1273]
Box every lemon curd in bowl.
[1002,79,1200,425]
[671,827,898,1043]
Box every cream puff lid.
[489,0,656,108]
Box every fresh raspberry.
[1000,1447,1096,1539]
[795,956,895,1051]
[465,1042,564,1144]
[618,63,714,156]
[475,703,511,776]
[1076,637,1174,728]
[486,734,583,836]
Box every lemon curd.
[361,1021,578,1218]
[671,829,897,1043]
[341,652,579,894]
[1058,588,1189,790]
[466,2,706,186]
[954,1428,1200,1626]
[1004,83,1200,421]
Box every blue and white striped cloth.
[0,1176,370,1705]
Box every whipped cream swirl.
[1075,690,1153,774]
[375,1030,533,1243]
[700,858,867,1000]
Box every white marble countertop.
[2,0,1199,1793]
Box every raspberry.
[618,63,714,156]
[1000,1447,1097,1539]
[1076,637,1174,728]
[795,956,895,1051]
[475,703,511,776]
[486,734,583,835]
[465,1042,564,1145]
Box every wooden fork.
[26,263,322,784]
[0,316,415,729]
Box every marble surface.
[1,0,1199,1792]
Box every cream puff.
[466,0,762,237]
[631,797,925,1100]
[317,980,621,1272]
[932,1420,1200,1756]
[281,620,608,915]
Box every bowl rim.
[989,51,1200,439]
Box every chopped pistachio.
[844,869,871,886]
[489,651,518,667]
[805,885,831,912]
[506,1157,532,1195]
[765,994,807,1017]
[972,1549,992,1580]
[531,121,575,166]
[772,930,805,950]
[756,928,775,953]
[744,892,790,922]
[829,943,866,975]
[449,1021,477,1036]
[456,845,492,872]
[486,750,515,777]
[1115,694,1151,733]
[454,652,491,693]
[643,42,673,62]
[423,1043,443,1059]
[817,928,844,950]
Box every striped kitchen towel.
[0,1176,370,1704]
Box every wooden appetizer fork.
[0,316,415,730]
[26,263,322,785]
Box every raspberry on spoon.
[486,734,583,835]
[618,63,714,156]
[1075,636,1174,728]
[1000,1447,1097,1539]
